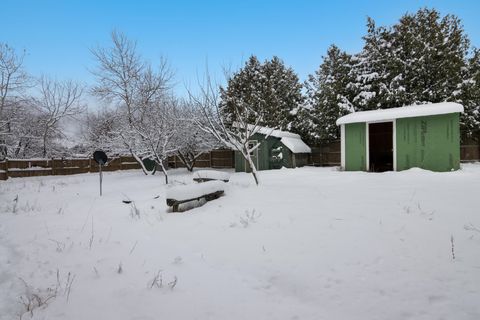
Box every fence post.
[3,158,8,180]
[51,158,56,175]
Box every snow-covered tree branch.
[173,102,220,171]
[35,76,85,158]
[0,43,31,159]
[90,30,175,175]
[188,74,266,185]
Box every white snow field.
[1,166,480,320]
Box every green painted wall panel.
[234,151,245,172]
[281,147,293,168]
[345,123,366,171]
[253,133,272,171]
[396,113,460,172]
[234,133,295,172]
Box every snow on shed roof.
[336,102,464,125]
[251,125,301,139]
[280,137,311,154]
[250,125,311,153]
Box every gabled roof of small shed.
[336,102,464,125]
[247,124,311,153]
[253,125,301,139]
[280,137,311,153]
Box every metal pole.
[99,163,103,196]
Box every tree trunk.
[131,151,149,175]
[22,140,30,158]
[245,151,260,185]
[177,151,197,172]
[14,140,22,158]
[42,131,48,158]
[153,154,169,184]
[0,138,8,160]
[160,161,168,184]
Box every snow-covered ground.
[1,166,480,320]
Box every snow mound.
[193,170,230,181]
[166,180,225,201]
[336,102,464,125]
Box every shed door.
[368,122,393,172]
[345,123,366,171]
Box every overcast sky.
[2,0,480,105]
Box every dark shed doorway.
[369,122,393,172]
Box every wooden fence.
[460,144,480,162]
[0,156,141,181]
[2,142,479,180]
[310,141,341,167]
[167,149,235,169]
[0,150,235,181]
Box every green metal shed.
[336,102,464,172]
[234,127,311,172]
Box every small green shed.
[234,126,311,172]
[336,102,464,172]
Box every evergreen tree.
[391,8,470,105]
[352,9,470,110]
[352,17,396,111]
[347,8,476,135]
[219,56,262,125]
[219,55,303,130]
[304,45,355,142]
[456,49,480,139]
[263,56,304,129]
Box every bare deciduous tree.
[90,31,142,123]
[0,43,31,159]
[90,30,174,174]
[36,76,84,157]
[124,91,179,183]
[174,102,219,171]
[10,100,44,158]
[189,75,266,185]
[83,107,124,154]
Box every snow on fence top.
[166,180,225,201]
[280,137,311,153]
[336,102,464,125]
[193,170,230,182]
